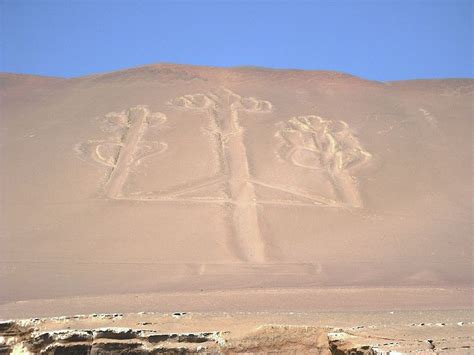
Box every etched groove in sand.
[276,115,371,208]
[75,106,168,198]
[419,107,438,129]
[169,88,273,263]
[251,180,339,206]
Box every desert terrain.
[0,64,472,353]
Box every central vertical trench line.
[214,91,266,263]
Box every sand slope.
[0,64,472,314]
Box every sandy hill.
[0,64,472,317]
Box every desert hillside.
[0,64,472,314]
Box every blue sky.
[0,0,472,80]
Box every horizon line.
[1,62,473,82]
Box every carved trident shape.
[168,88,272,262]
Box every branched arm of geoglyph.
[168,89,272,113]
[75,106,168,168]
[275,115,372,208]
[168,93,216,110]
[224,89,273,113]
[276,115,371,173]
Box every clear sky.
[0,0,472,81]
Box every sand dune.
[0,64,472,319]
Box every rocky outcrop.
[0,318,226,354]
[1,314,472,354]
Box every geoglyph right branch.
[276,115,371,208]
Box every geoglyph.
[76,89,372,261]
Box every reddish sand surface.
[0,64,472,352]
